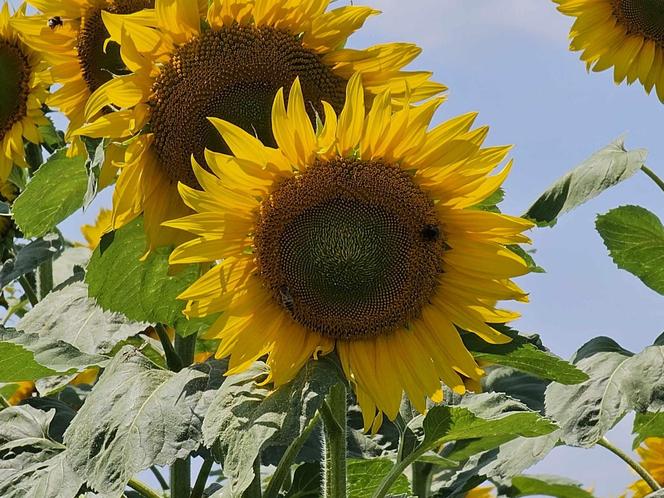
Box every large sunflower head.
[0,3,48,181]
[11,0,155,151]
[166,74,532,431]
[554,0,664,102]
[627,438,664,497]
[73,0,447,251]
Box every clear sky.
[9,1,664,496]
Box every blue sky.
[9,0,664,495]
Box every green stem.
[170,459,190,498]
[411,462,432,498]
[263,412,322,498]
[18,275,38,306]
[321,382,347,498]
[126,478,162,498]
[174,332,196,367]
[242,457,262,498]
[2,298,28,325]
[598,437,661,493]
[155,324,182,372]
[37,257,53,300]
[642,165,664,194]
[191,457,213,498]
[372,445,428,498]
[149,466,169,491]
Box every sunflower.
[554,0,664,102]
[627,438,664,497]
[166,74,532,431]
[3,380,35,405]
[79,207,112,250]
[10,0,155,156]
[0,3,49,181]
[465,487,494,498]
[73,0,447,251]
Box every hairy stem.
[411,462,433,497]
[155,324,182,372]
[127,478,162,498]
[264,412,322,498]
[641,165,664,194]
[598,437,661,493]
[18,275,38,307]
[321,382,347,498]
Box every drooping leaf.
[202,359,341,496]
[0,235,63,288]
[81,137,106,209]
[633,412,664,449]
[285,462,322,498]
[346,459,410,497]
[37,118,66,154]
[524,137,647,226]
[0,327,107,374]
[13,149,88,238]
[0,405,83,498]
[500,474,595,498]
[595,205,664,295]
[17,282,146,355]
[64,347,222,496]
[464,331,588,385]
[85,217,214,335]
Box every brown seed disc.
[77,0,153,93]
[612,0,664,46]
[149,24,347,188]
[0,39,30,137]
[253,158,444,340]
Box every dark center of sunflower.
[150,25,347,188]
[254,158,444,340]
[612,0,664,45]
[77,0,154,93]
[0,39,30,138]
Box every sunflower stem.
[190,456,213,498]
[126,478,163,498]
[411,462,433,497]
[641,165,664,194]
[18,275,38,307]
[37,257,53,300]
[264,411,322,498]
[169,331,197,498]
[321,382,347,498]
[597,437,661,492]
[155,324,182,372]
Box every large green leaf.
[0,341,58,382]
[595,205,664,295]
[0,327,107,375]
[0,235,63,288]
[0,405,83,498]
[524,138,647,226]
[464,330,588,385]
[347,459,410,498]
[13,149,88,238]
[501,474,595,498]
[85,217,213,335]
[63,346,221,496]
[17,282,146,355]
[285,462,321,498]
[202,359,341,496]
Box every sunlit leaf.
[501,474,595,497]
[347,459,410,497]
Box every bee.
[421,224,440,242]
[47,16,63,30]
[278,285,295,314]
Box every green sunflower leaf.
[0,235,63,288]
[499,474,595,498]
[285,462,321,498]
[0,340,58,382]
[0,405,83,498]
[12,149,88,238]
[595,205,664,295]
[63,346,222,496]
[524,137,647,227]
[633,412,664,449]
[85,217,215,335]
[464,329,588,385]
[202,358,341,497]
[37,117,65,154]
[346,459,410,497]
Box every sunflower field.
[0,0,663,497]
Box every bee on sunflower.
[554,0,664,102]
[0,2,49,181]
[166,74,533,431]
[72,0,446,251]
[10,0,154,157]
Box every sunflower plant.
[0,0,664,497]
